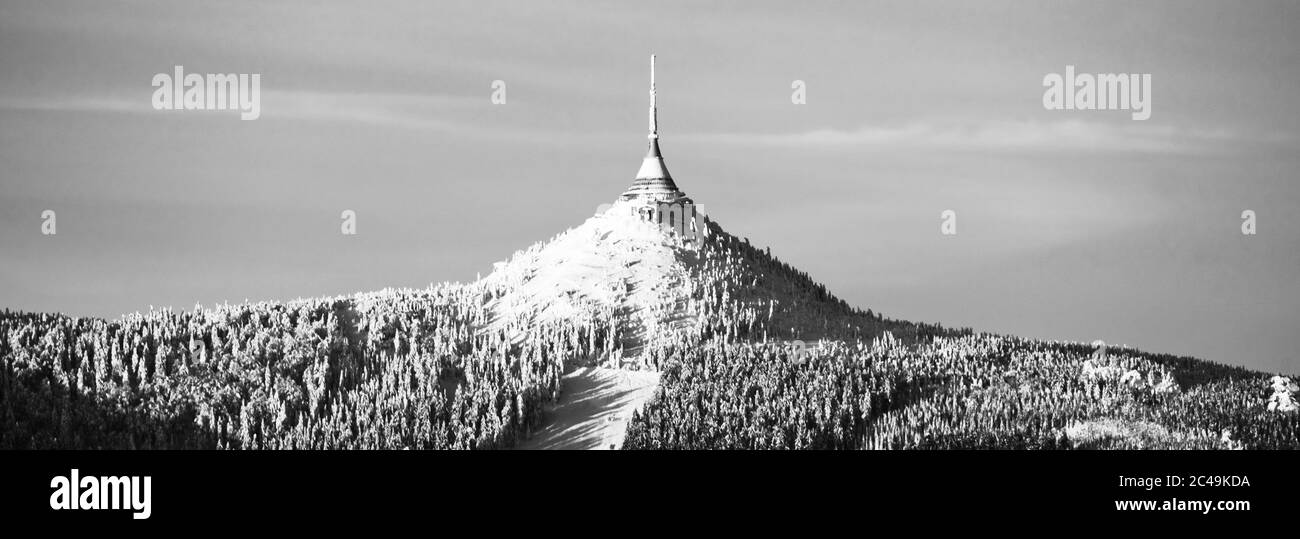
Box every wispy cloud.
[4,95,1273,155]
[261,91,617,146]
[0,96,147,113]
[684,120,1254,154]
[0,90,627,147]
[0,91,479,130]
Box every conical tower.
[621,55,692,205]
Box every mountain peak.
[476,200,700,358]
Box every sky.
[0,0,1296,372]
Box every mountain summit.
[474,56,902,367]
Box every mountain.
[1,54,1296,450]
[473,199,928,365]
[2,200,1295,450]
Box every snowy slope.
[473,200,700,361]
[517,367,661,450]
[470,198,921,370]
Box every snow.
[465,204,686,448]
[475,200,697,356]
[1081,359,1124,381]
[1064,418,1217,449]
[1267,375,1298,412]
[518,367,661,450]
[1081,359,1178,394]
[1119,369,1142,387]
[469,197,886,448]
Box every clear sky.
[1,0,1296,372]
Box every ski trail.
[518,367,660,450]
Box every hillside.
[473,200,936,363]
[0,207,1296,449]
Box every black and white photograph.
[0,0,1295,526]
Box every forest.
[2,223,1294,450]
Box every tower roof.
[621,55,690,203]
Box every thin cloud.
[0,90,604,145]
[0,96,146,113]
[685,120,1248,154]
[5,96,1257,155]
[0,90,476,130]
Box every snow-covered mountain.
[472,199,927,368]
[3,54,1294,451]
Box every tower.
[620,55,700,240]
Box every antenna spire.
[649,54,657,140]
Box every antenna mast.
[649,54,657,140]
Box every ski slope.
[518,367,661,450]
